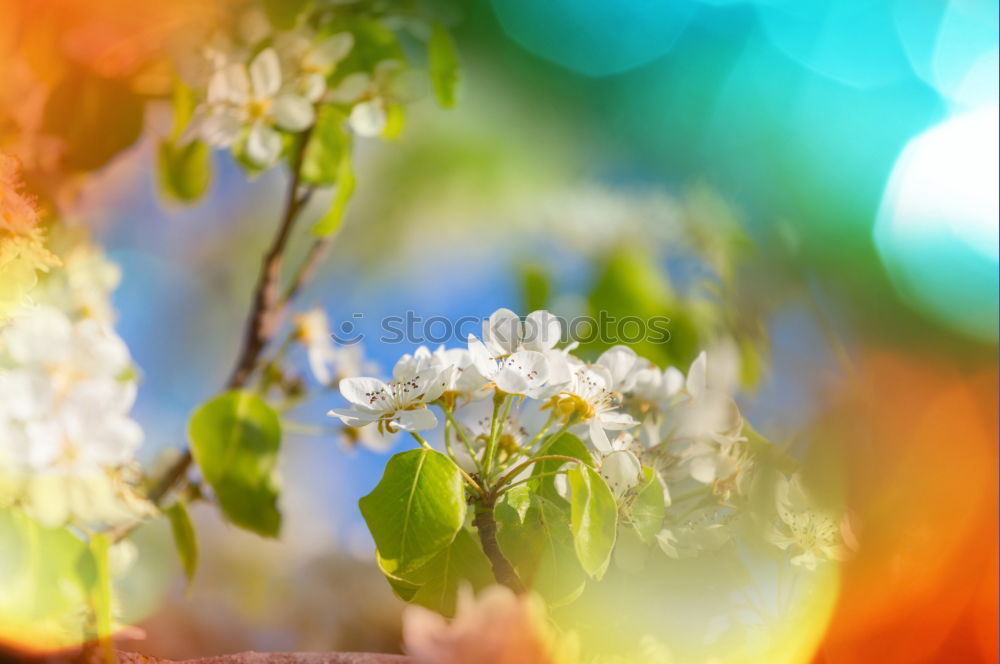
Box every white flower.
[595,345,648,393]
[630,363,685,403]
[275,32,354,102]
[480,308,573,386]
[199,48,315,166]
[545,363,637,452]
[467,334,551,398]
[328,355,449,437]
[0,305,147,528]
[767,474,850,570]
[332,60,422,137]
[597,432,644,500]
[660,352,743,444]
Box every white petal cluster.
[0,305,149,528]
[766,474,855,570]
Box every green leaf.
[495,483,532,525]
[302,107,348,185]
[567,464,618,579]
[43,69,144,172]
[409,528,493,616]
[263,0,310,29]
[359,448,467,577]
[743,423,799,474]
[311,150,355,236]
[628,467,666,544]
[497,495,587,606]
[382,103,406,139]
[428,24,459,108]
[165,501,198,587]
[188,391,282,538]
[376,550,420,602]
[157,139,212,203]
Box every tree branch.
[472,496,525,593]
[148,132,315,506]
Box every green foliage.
[165,501,198,587]
[497,494,587,606]
[263,0,311,29]
[188,391,283,538]
[628,467,667,544]
[359,448,467,577]
[328,17,403,85]
[43,69,144,172]
[428,23,459,108]
[567,465,618,580]
[520,262,552,313]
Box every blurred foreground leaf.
[43,70,144,172]
[188,391,282,537]
[359,448,466,576]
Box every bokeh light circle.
[875,105,999,341]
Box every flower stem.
[481,393,510,480]
[494,455,583,492]
[442,407,482,473]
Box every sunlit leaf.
[567,464,618,579]
[359,448,466,576]
[188,391,282,538]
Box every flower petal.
[348,99,387,137]
[272,94,314,131]
[395,408,438,432]
[245,123,282,166]
[328,407,379,428]
[522,310,561,351]
[249,48,282,98]
[467,335,496,378]
[484,308,522,356]
[339,376,389,410]
[686,351,708,400]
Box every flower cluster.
[330,308,854,567]
[0,229,149,529]
[176,2,441,169]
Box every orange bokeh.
[814,351,998,664]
